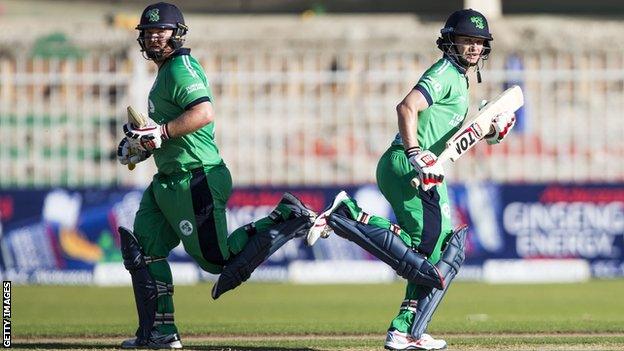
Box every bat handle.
[410,177,420,188]
[128,163,136,171]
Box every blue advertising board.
[1,183,622,284]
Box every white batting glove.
[123,121,170,152]
[117,138,151,165]
[486,110,516,145]
[406,147,445,191]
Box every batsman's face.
[455,36,485,65]
[142,29,174,58]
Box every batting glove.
[117,138,151,165]
[123,121,170,152]
[485,110,516,145]
[406,147,445,191]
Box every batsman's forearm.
[397,104,419,149]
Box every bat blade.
[126,106,149,171]
[127,105,148,128]
[442,85,523,163]
[410,85,524,188]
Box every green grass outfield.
[14,280,624,350]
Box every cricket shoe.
[306,190,350,246]
[121,331,183,349]
[384,330,446,350]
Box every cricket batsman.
[116,2,316,348]
[307,9,516,350]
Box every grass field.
[15,280,624,350]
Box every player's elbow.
[396,101,414,119]
[200,109,214,126]
[191,102,215,126]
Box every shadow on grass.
[14,343,317,351]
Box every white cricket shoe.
[306,190,350,246]
[121,331,183,349]
[384,330,447,350]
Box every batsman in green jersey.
[307,9,516,350]
[116,3,315,349]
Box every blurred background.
[1,0,624,287]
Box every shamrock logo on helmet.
[470,16,485,29]
[146,8,160,22]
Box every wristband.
[161,123,170,140]
[404,146,421,158]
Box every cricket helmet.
[136,2,188,60]
[437,9,493,60]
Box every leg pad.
[327,210,444,289]
[119,227,162,342]
[410,226,468,338]
[212,216,311,299]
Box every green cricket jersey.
[393,56,469,156]
[148,48,222,175]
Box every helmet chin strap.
[140,43,173,61]
[448,45,484,83]
[145,49,164,61]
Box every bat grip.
[128,163,136,171]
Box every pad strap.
[400,299,418,313]
[243,222,258,236]
[145,256,167,265]
[153,312,175,326]
[268,209,283,222]
[356,212,371,224]
[155,281,174,297]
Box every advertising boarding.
[0,183,622,284]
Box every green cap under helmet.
[136,2,188,60]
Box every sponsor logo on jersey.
[449,113,463,127]
[179,220,193,236]
[185,83,205,95]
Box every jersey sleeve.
[414,61,453,107]
[171,57,212,110]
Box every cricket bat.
[126,106,149,170]
[410,85,524,188]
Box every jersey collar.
[158,48,191,71]
[170,48,191,57]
